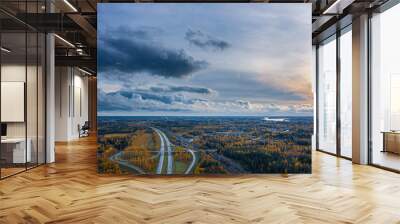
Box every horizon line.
[97,115,313,117]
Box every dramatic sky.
[98,4,312,116]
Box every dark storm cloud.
[98,28,208,79]
[98,89,133,111]
[169,86,212,94]
[185,29,231,51]
[149,85,213,94]
[98,88,208,112]
[112,90,175,104]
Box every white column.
[46,32,55,163]
[352,14,369,164]
[312,45,317,151]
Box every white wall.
[1,65,26,138]
[55,67,89,141]
[1,65,43,138]
[72,73,89,138]
[55,66,69,141]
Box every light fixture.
[54,34,75,48]
[76,48,87,56]
[1,47,11,53]
[322,0,354,15]
[78,67,93,76]
[63,0,78,12]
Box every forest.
[97,116,313,174]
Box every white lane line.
[153,128,165,174]
[160,131,173,175]
[185,148,196,174]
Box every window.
[370,3,400,171]
[339,27,352,158]
[317,36,337,154]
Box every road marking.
[185,148,196,174]
[160,131,173,175]
[152,128,165,174]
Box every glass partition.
[0,2,46,179]
[1,31,28,177]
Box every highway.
[152,128,166,174]
[110,127,195,175]
[154,128,196,175]
[160,131,173,174]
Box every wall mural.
[97,3,313,175]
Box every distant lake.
[263,117,287,122]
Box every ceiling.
[0,0,391,74]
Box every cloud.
[98,89,133,111]
[185,29,231,51]
[192,70,310,103]
[256,70,312,104]
[235,100,252,110]
[112,90,175,105]
[98,27,208,79]
[98,4,312,116]
[98,87,209,113]
[98,87,312,116]
[149,85,214,95]
[169,86,213,94]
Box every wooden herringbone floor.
[1,136,400,224]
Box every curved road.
[184,149,196,174]
[109,127,190,175]
[109,151,145,174]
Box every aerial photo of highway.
[97,116,312,174]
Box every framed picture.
[97,3,312,175]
